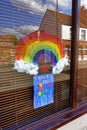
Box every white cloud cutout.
[13,60,39,75]
[0,25,39,39]
[81,0,87,8]
[9,0,72,15]
[13,56,69,75]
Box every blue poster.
[33,74,54,109]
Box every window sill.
[19,100,87,130]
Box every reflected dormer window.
[81,29,86,41]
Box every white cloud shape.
[9,0,87,14]
[17,25,39,35]
[58,0,72,9]
[9,0,47,15]
[81,0,87,8]
[0,25,39,39]
[9,0,72,15]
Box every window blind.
[0,0,71,130]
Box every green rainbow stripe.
[22,40,61,63]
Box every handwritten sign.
[33,74,54,108]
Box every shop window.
[0,0,87,130]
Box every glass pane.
[77,3,87,102]
[0,0,72,129]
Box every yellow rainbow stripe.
[22,40,61,63]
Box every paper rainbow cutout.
[14,31,69,75]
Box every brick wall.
[0,36,17,65]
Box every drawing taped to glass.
[13,32,69,75]
[33,73,54,108]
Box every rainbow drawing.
[14,31,69,75]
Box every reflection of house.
[39,8,87,60]
[0,35,17,65]
[39,9,71,40]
